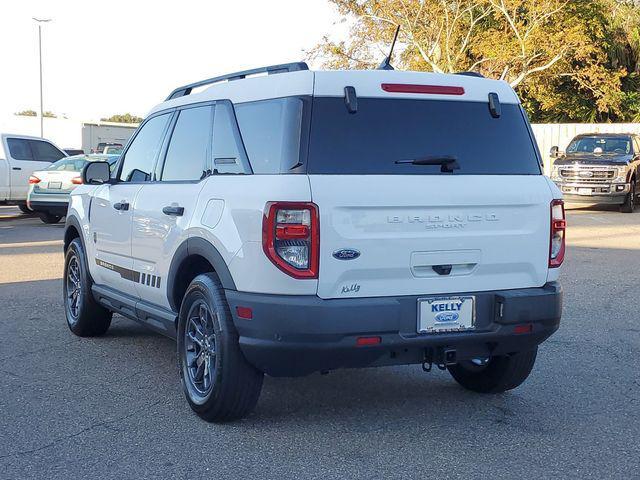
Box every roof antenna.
[377,25,400,70]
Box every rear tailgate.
[31,170,77,193]
[311,175,552,299]
[308,70,551,300]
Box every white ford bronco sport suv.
[63,62,564,422]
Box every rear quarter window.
[307,97,541,175]
[235,97,305,173]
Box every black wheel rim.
[66,255,82,322]
[184,301,217,398]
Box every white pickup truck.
[0,133,67,212]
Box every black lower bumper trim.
[29,200,68,216]
[225,283,562,377]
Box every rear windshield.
[306,97,541,175]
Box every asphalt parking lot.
[0,204,639,479]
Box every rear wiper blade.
[395,156,460,173]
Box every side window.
[30,140,66,162]
[119,113,170,182]
[211,102,249,174]
[161,106,212,181]
[6,138,33,160]
[634,137,640,155]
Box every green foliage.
[312,0,640,122]
[100,113,143,124]
[15,109,37,117]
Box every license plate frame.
[417,296,476,334]
[48,181,62,189]
[578,187,593,196]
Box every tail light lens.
[71,176,83,185]
[549,199,566,268]
[28,175,40,184]
[263,202,319,278]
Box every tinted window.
[235,97,303,173]
[566,136,631,154]
[30,140,66,162]
[162,106,212,181]
[6,138,33,160]
[307,98,541,175]
[211,102,249,174]
[119,113,170,182]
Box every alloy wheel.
[66,255,82,321]
[184,301,218,397]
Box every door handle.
[12,167,21,171]
[162,205,184,216]
[113,202,129,211]
[432,264,453,276]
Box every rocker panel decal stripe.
[95,259,161,288]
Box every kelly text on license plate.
[417,296,475,333]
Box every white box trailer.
[81,121,138,153]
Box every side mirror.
[549,146,559,158]
[82,161,111,185]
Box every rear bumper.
[28,199,69,216]
[226,282,562,377]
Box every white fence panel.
[531,123,640,176]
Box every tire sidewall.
[40,213,62,224]
[177,277,226,410]
[63,238,97,333]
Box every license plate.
[578,188,592,195]
[417,296,475,333]
[48,181,62,189]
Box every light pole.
[33,17,51,137]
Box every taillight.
[549,199,566,268]
[71,176,83,185]
[28,175,40,184]
[262,202,319,279]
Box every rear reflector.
[381,83,465,95]
[356,336,382,346]
[236,306,253,319]
[514,324,533,335]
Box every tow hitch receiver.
[422,347,458,372]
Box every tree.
[311,0,640,122]
[43,111,57,118]
[100,113,143,124]
[15,110,37,117]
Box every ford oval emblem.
[435,312,459,323]
[333,249,361,260]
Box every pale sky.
[0,0,345,121]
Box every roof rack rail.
[165,62,310,101]
[455,71,485,78]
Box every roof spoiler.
[455,71,485,78]
[165,62,309,101]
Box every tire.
[620,181,636,213]
[177,273,263,422]
[39,212,62,224]
[64,238,112,336]
[447,348,538,394]
[18,204,31,214]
